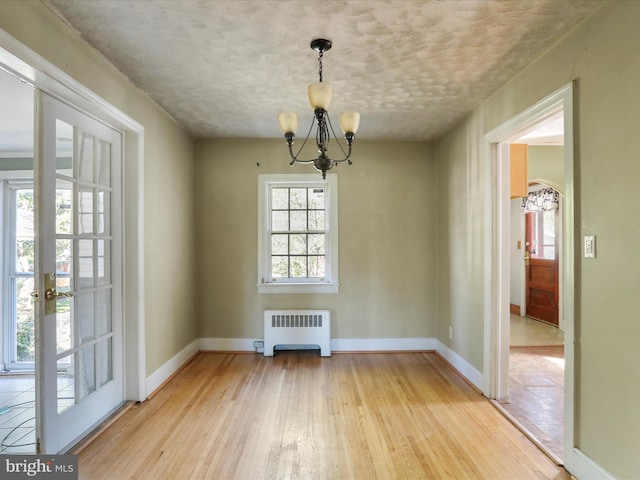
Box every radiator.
[263,310,331,357]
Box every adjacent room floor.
[0,375,36,454]
[0,375,75,454]
[498,314,565,462]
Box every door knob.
[43,273,73,315]
[44,288,74,301]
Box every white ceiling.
[37,0,599,143]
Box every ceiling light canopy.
[278,38,360,178]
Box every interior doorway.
[0,69,36,453]
[484,84,575,467]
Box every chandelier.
[277,38,360,179]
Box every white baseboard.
[149,338,479,399]
[435,340,484,391]
[145,339,199,396]
[568,448,615,480]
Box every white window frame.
[258,174,339,294]
[3,179,36,370]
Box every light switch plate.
[584,235,596,258]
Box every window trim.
[3,180,36,370]
[258,174,339,294]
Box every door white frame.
[484,83,575,467]
[0,29,147,406]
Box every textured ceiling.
[43,0,600,141]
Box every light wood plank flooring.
[77,352,569,479]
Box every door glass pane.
[56,296,72,354]
[57,354,75,413]
[56,120,74,177]
[97,240,111,286]
[97,139,111,187]
[97,289,112,336]
[78,345,96,400]
[97,190,110,235]
[78,186,94,234]
[78,239,94,288]
[98,338,113,387]
[530,210,557,260]
[56,182,73,235]
[77,292,95,343]
[56,239,73,293]
[77,130,94,183]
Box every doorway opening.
[500,135,566,461]
[484,84,575,467]
[0,30,146,453]
[0,69,36,453]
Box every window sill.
[257,282,339,294]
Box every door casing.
[484,83,575,469]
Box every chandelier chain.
[318,50,324,82]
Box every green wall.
[195,139,436,340]
[436,1,640,476]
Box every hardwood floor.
[76,352,569,479]
[499,346,565,462]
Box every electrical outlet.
[253,340,264,353]
[448,326,453,340]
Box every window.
[258,174,339,294]
[4,183,36,369]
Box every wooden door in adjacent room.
[524,208,559,325]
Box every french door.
[35,91,123,453]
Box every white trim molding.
[435,340,484,391]
[0,28,147,402]
[145,339,200,396]
[484,83,576,467]
[569,448,615,480]
[257,174,339,294]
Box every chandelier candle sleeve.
[277,38,360,179]
[277,112,299,134]
[339,111,360,135]
[308,82,332,110]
